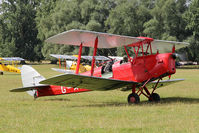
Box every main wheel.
[149,93,160,102]
[127,93,140,104]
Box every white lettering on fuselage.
[61,86,66,93]
[74,88,79,91]
[60,86,79,93]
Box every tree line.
[0,0,198,62]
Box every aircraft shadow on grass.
[66,97,199,108]
[156,97,199,104]
[41,98,71,102]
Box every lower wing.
[145,78,184,89]
[39,74,138,91]
[121,78,184,91]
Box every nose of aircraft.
[158,53,176,75]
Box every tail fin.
[21,65,45,97]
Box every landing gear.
[149,93,160,102]
[128,93,140,104]
[127,78,161,104]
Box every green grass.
[0,64,199,133]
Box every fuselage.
[36,85,90,97]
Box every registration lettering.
[61,86,66,93]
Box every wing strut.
[76,43,83,74]
[124,46,131,59]
[91,37,98,76]
[59,58,61,68]
[64,59,66,70]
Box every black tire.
[128,93,140,104]
[149,93,160,102]
[34,91,38,99]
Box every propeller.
[172,52,187,61]
[171,45,187,61]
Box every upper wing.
[151,40,189,53]
[45,29,143,48]
[128,38,189,53]
[46,29,189,51]
[40,74,138,91]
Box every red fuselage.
[113,53,175,82]
[35,53,176,98]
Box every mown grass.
[0,64,198,133]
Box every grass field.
[0,64,199,133]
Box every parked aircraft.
[0,57,24,74]
[11,29,189,104]
[50,54,110,74]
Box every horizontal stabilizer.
[10,85,50,92]
[40,74,138,91]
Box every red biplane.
[11,29,189,104]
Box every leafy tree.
[106,0,151,36]
[184,0,199,61]
[184,0,199,39]
[0,0,195,61]
[0,0,42,61]
[38,0,116,59]
[144,0,167,39]
[144,0,189,41]
[106,0,152,56]
[162,0,189,41]
[36,0,84,61]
